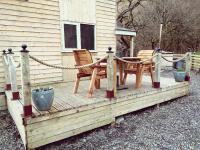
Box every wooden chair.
[123,50,155,88]
[73,49,107,97]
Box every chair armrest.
[95,58,107,63]
[92,64,107,69]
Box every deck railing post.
[153,51,161,88]
[20,44,32,118]
[7,48,20,100]
[2,50,11,91]
[185,52,192,81]
[106,47,115,99]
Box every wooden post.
[20,44,32,118]
[106,47,115,99]
[185,52,192,81]
[130,36,135,57]
[7,49,20,100]
[159,23,163,49]
[2,50,11,90]
[113,59,117,97]
[153,52,161,88]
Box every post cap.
[21,44,29,52]
[187,48,192,52]
[8,48,14,54]
[107,47,113,53]
[155,48,161,53]
[2,50,6,55]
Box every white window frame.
[61,21,96,52]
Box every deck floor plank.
[19,91,41,117]
[31,76,185,117]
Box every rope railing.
[29,55,108,70]
[161,53,188,63]
[114,54,158,64]
[1,44,192,119]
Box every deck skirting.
[0,93,7,110]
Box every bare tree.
[117,0,200,54]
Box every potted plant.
[32,87,54,111]
[173,68,186,82]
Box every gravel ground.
[1,71,200,150]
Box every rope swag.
[161,53,189,63]
[29,53,189,69]
[114,54,158,64]
[29,55,108,70]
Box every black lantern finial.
[8,48,14,54]
[21,44,29,52]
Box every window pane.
[64,24,77,48]
[81,24,95,50]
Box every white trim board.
[115,30,136,36]
[61,21,96,52]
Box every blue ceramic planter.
[173,71,186,82]
[32,88,54,111]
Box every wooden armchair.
[123,50,155,88]
[73,49,107,97]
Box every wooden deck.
[5,76,189,149]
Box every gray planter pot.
[32,88,54,111]
[173,71,186,82]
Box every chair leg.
[73,77,80,94]
[123,73,128,85]
[135,72,140,88]
[95,79,100,89]
[136,66,144,88]
[88,68,97,97]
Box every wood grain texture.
[5,76,189,149]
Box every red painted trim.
[185,75,190,81]
[23,105,32,118]
[153,82,160,88]
[5,84,11,91]
[12,92,20,100]
[106,90,114,99]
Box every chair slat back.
[73,49,93,74]
[137,50,154,62]
[125,50,155,71]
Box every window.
[62,22,95,51]
[81,24,95,50]
[64,24,77,48]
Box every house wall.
[61,0,117,82]
[0,0,117,85]
[96,0,116,56]
[0,0,63,87]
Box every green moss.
[195,51,200,55]
[176,68,185,72]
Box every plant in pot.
[173,68,186,82]
[32,87,54,111]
